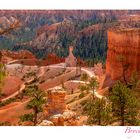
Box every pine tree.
[81,73,88,82]
[84,97,112,125]
[88,77,99,99]
[109,81,139,126]
[20,85,46,126]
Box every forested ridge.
[0,10,140,64]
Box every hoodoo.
[46,87,66,116]
[106,28,140,83]
[65,46,77,67]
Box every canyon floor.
[0,61,105,126]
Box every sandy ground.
[39,69,77,91]
[1,76,23,99]
[0,99,30,124]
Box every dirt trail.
[70,80,103,99]
[40,69,76,90]
[68,94,90,108]
[38,66,45,78]
[0,99,30,123]
[1,84,25,102]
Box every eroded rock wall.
[46,89,66,115]
[106,28,140,81]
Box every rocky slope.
[40,53,65,65]
[1,76,23,99]
[1,50,35,61]
[0,16,21,33]
[1,10,140,61]
[1,49,66,66]
[0,10,133,23]
[106,27,140,83]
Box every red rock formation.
[0,16,21,35]
[1,50,36,60]
[77,57,87,67]
[41,53,65,65]
[46,88,66,116]
[39,120,54,126]
[50,114,64,126]
[1,55,13,63]
[49,110,78,126]
[93,63,104,78]
[37,24,49,36]
[106,28,140,82]
[80,24,103,35]
[36,23,60,36]
[1,50,38,65]
[65,46,77,67]
[2,50,64,66]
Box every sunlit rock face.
[106,28,140,82]
[46,87,66,116]
[49,110,78,126]
[65,46,77,67]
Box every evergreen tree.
[88,77,99,99]
[81,73,88,82]
[84,97,112,125]
[79,85,87,94]
[20,85,46,126]
[109,81,139,126]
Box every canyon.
[0,10,140,126]
[0,10,140,60]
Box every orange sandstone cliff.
[105,28,140,83]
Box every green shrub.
[79,93,85,99]
[0,97,16,107]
